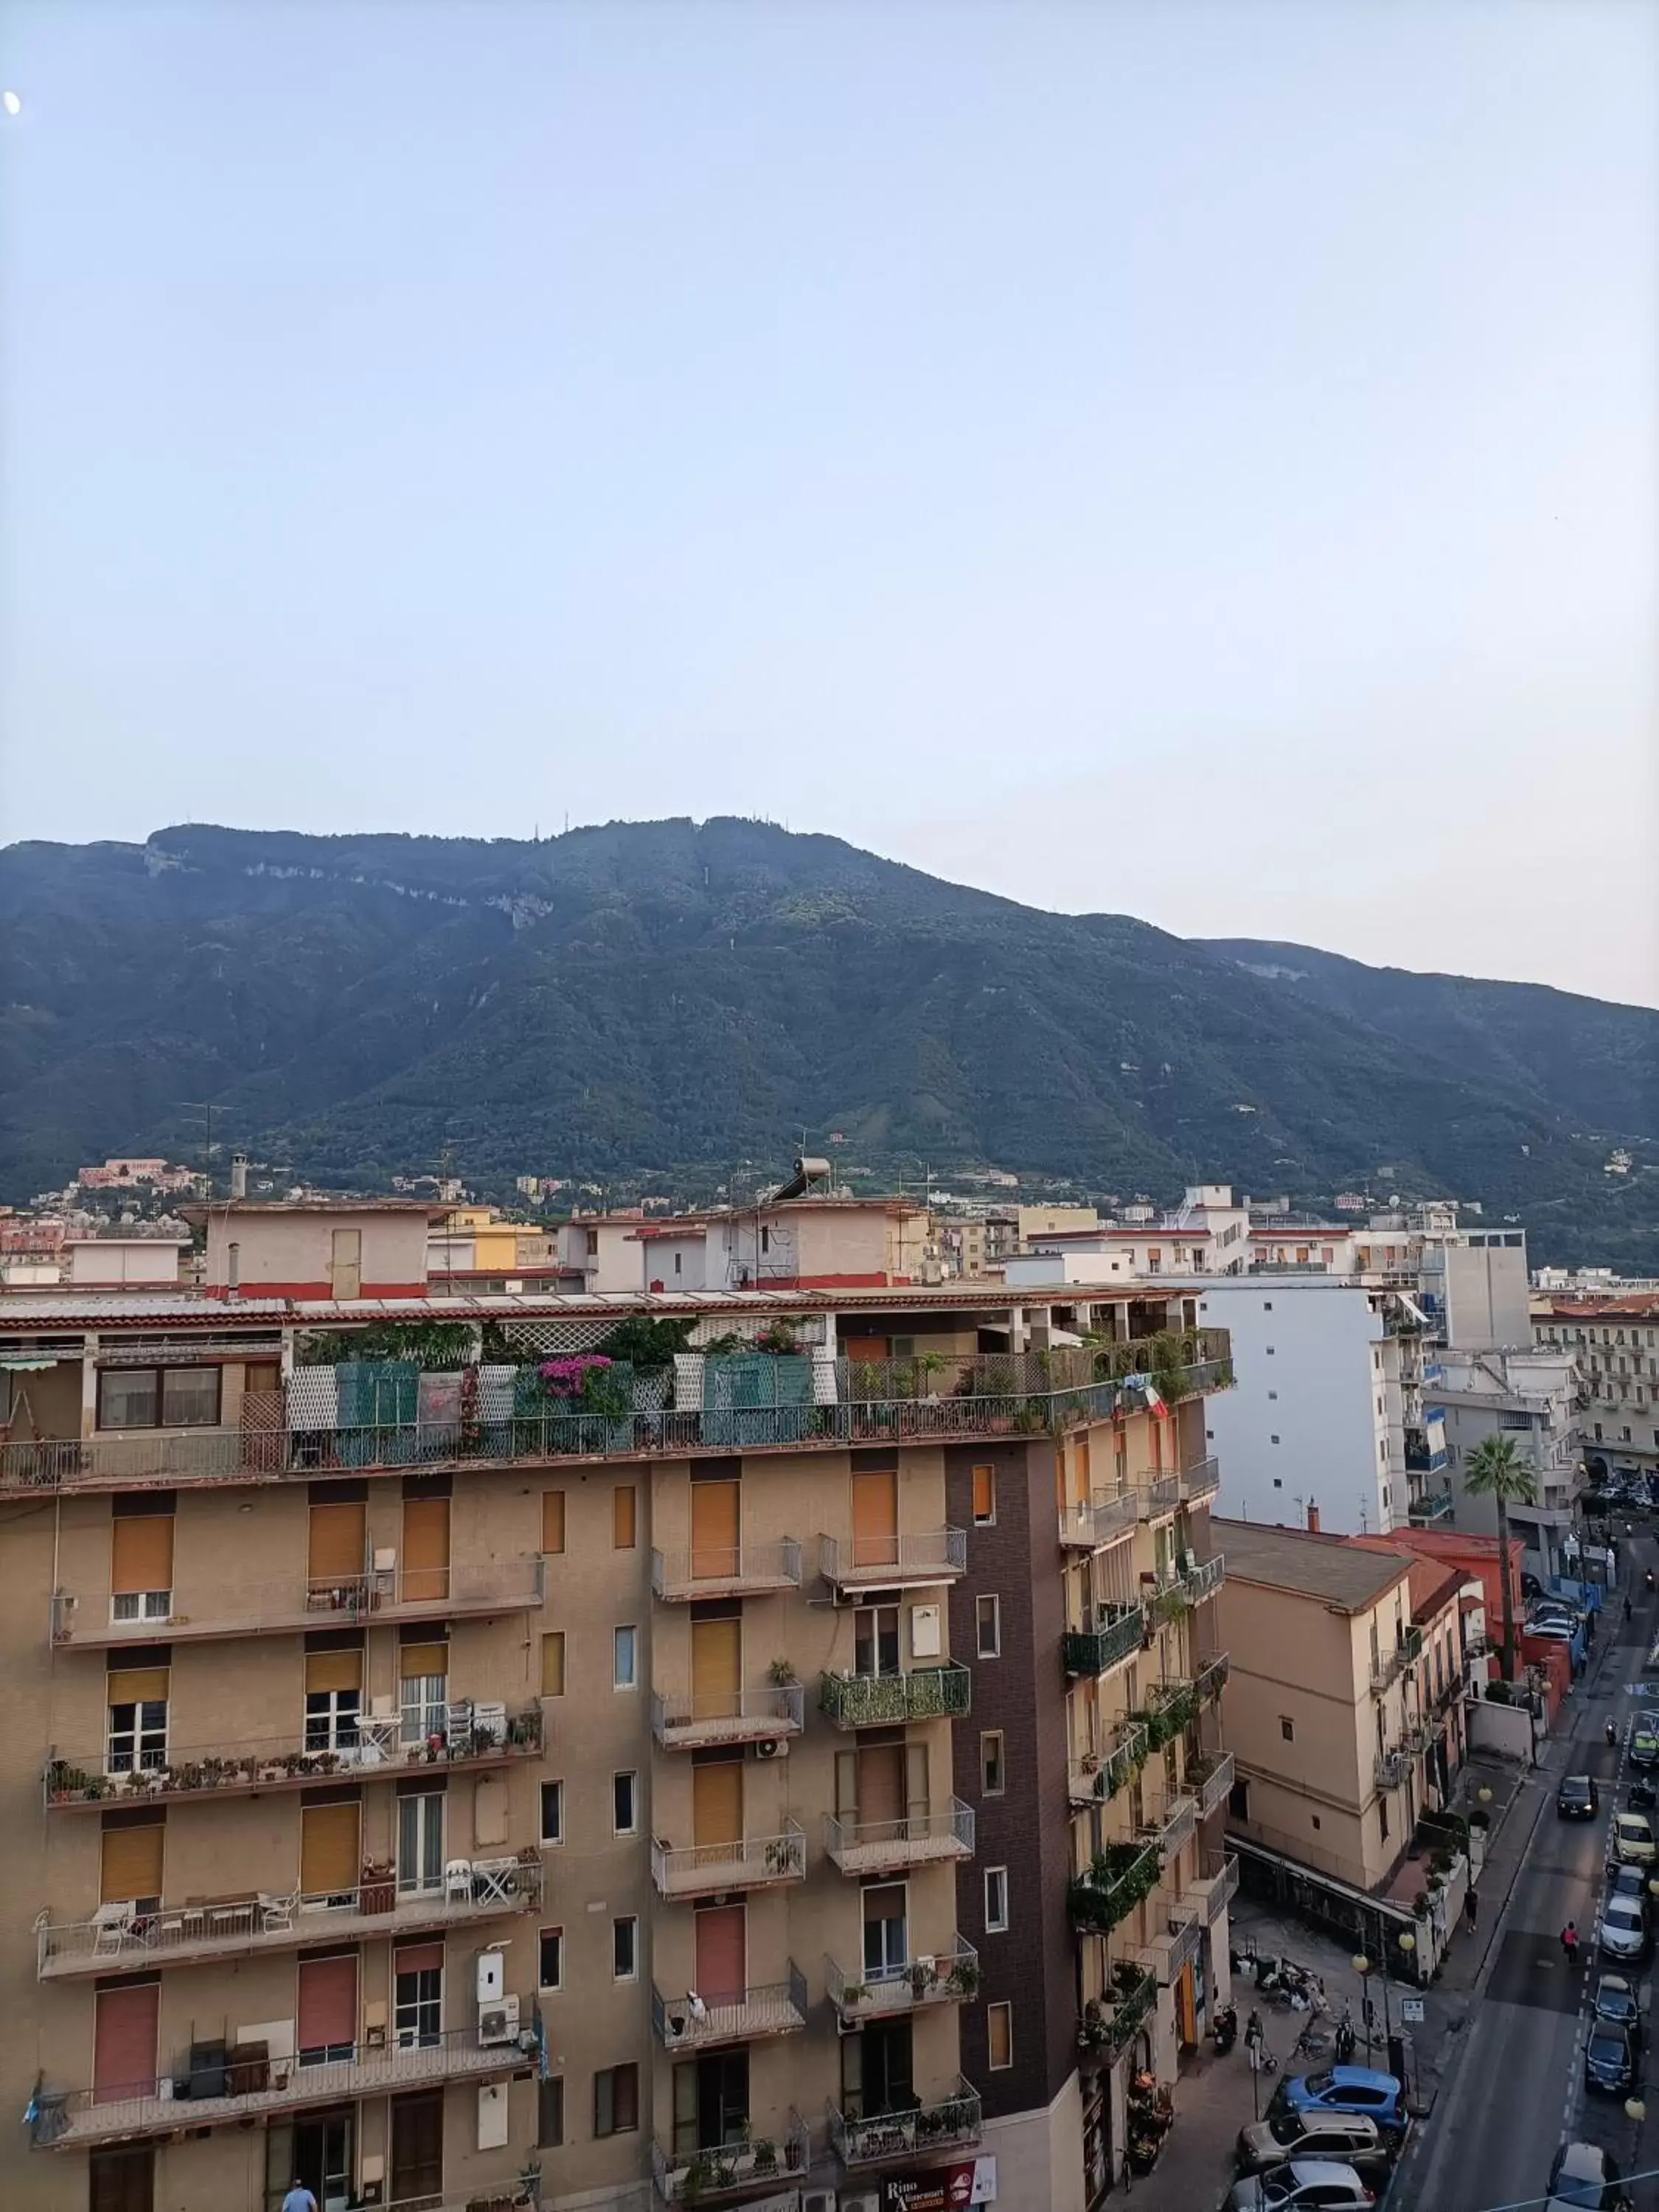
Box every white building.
[1533,1294,1659,1484]
[1430,1347,1582,1579]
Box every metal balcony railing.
[1149,1907,1204,1983]
[0,1336,1234,1495]
[653,1964,807,2049]
[49,1558,546,1649]
[1375,1747,1409,1791]
[28,2025,533,2150]
[818,1528,966,1590]
[650,1684,805,1751]
[1178,1458,1222,1507]
[650,1539,802,1601]
[650,1823,807,1900]
[828,2080,982,2168]
[1189,1849,1241,1923]
[45,1703,543,1811]
[1142,1794,1197,1858]
[1062,1603,1146,1680]
[1138,1474,1183,1522]
[825,1941,980,2023]
[38,1861,542,1979]
[651,2110,810,2204]
[1068,1721,1150,1808]
[1180,1554,1226,1604]
[818,1663,972,1730]
[1059,1488,1141,1550]
[1068,1837,1164,1934]
[1189,1749,1236,1820]
[1079,1961,1159,2059]
[824,1799,974,1874]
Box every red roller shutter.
[297,1955,358,2055]
[94,1983,159,2104]
[694,1906,746,2008]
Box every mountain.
[2,820,1655,1268]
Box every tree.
[1464,1434,1537,1681]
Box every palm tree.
[1464,1434,1537,1680]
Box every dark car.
[1596,1975,1641,2040]
[1559,1775,1600,1820]
[1586,2025,1641,2096]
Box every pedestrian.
[280,2184,319,2212]
[1465,1886,1478,1930]
[1626,1596,1634,1623]
[1561,1921,1579,1967]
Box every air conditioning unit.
[802,2194,839,2212]
[753,1738,788,1761]
[842,2194,882,2212]
[478,1995,521,2047]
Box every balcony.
[1178,1458,1222,1508]
[1144,1906,1203,1985]
[45,1703,543,1812]
[1068,1721,1150,1808]
[650,1823,807,1902]
[48,1558,546,1649]
[1188,1849,1241,1924]
[1062,1602,1146,1680]
[1137,1474,1182,1524]
[650,1539,802,1604]
[0,1335,1234,1497]
[1405,1419,1450,1475]
[1408,1490,1455,1526]
[653,1964,808,2050]
[1141,1793,1197,1858]
[824,1798,974,1875]
[1060,1489,1140,1550]
[38,1861,543,1980]
[1179,1554,1226,1605]
[818,1528,966,1594]
[1133,1655,1228,1750]
[1079,1961,1159,2063]
[1375,1747,1409,1791]
[828,2080,982,2169]
[1368,1625,1425,1694]
[651,2112,810,2205]
[818,1663,972,1731]
[28,2025,532,2151]
[827,1941,981,2025]
[1188,1748,1236,1820]
[650,1684,805,1753]
[1068,1837,1164,1935]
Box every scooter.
[1212,2003,1238,2054]
[1608,1719,1620,1748]
[1630,1778,1657,1811]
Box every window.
[305,1682,362,1753]
[971,1464,996,1526]
[400,1648,449,1745]
[106,1694,168,1775]
[987,2000,1014,2069]
[613,1626,638,1690]
[984,1867,1009,1933]
[1379,1798,1391,1844]
[540,1780,564,1846]
[1262,1301,1273,1312]
[540,1632,566,1697]
[613,1771,638,1835]
[981,1731,1006,1795]
[1280,1716,1295,1742]
[397,1789,445,1896]
[1270,1435,1280,1446]
[540,1927,564,1989]
[594,2062,639,2137]
[394,1954,443,2048]
[1265,1346,1275,1356]
[97,1366,221,1430]
[613,1486,637,1550]
[976,1595,1001,1658]
[855,1604,901,1677]
[542,1491,566,1554]
[613,1916,639,1980]
[538,2075,565,2148]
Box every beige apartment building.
[1217,1521,1470,1895]
[0,1213,1232,2212]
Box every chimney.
[230,1151,248,1200]
[1306,1500,1321,1534]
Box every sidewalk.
[1116,1644,1618,2210]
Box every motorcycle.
[1212,2003,1238,2054]
[1608,1720,1620,1748]
[1630,1779,1658,1811]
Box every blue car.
[1267,2067,1408,2139]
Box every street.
[1405,1554,1658,2212]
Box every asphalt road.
[1406,1560,1658,2212]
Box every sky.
[1,0,1655,1007]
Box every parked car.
[1545,2139,1629,2210]
[1236,2111,1391,2180]
[1597,1894,1648,1964]
[1614,1812,1656,1865]
[1630,1728,1659,1771]
[1608,1863,1649,1902]
[1227,2160,1379,2211]
[1267,2069,1407,2139]
[1529,1621,1576,1644]
[1594,1975,1641,2041]
[1559,1776,1600,1820]
[1585,2025,1640,2096]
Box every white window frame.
[613,1913,639,1981]
[111,1588,173,1625]
[613,1770,639,1837]
[976,1595,1001,1659]
[984,1866,1009,1933]
[613,1625,638,1691]
[106,1697,168,1776]
[400,1671,449,1746]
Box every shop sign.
[883,2156,997,2209]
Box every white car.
[1545,2139,1627,2209]
[1597,1894,1647,1962]
[1228,2161,1378,2210]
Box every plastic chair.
[444,1858,473,1902]
[91,1902,135,1956]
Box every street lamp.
[1352,1955,1374,2056]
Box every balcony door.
[93,1980,159,2104]
[690,1611,741,1725]
[862,1882,908,1983]
[297,1952,358,2066]
[274,2110,353,2212]
[90,2148,153,2212]
[842,2015,914,2121]
[390,2089,444,2199]
[397,1790,445,1897]
[690,1476,741,1582]
[401,1495,451,1604]
[394,1943,444,2048]
[692,1757,743,1854]
[672,2048,750,2159]
[851,1469,899,1571]
[853,1605,900,1679]
[694,1904,747,2008]
[859,1742,905,1840]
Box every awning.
[0,1357,62,1371]
[1397,1293,1430,1326]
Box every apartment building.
[1427,1348,1582,1580]
[1533,1294,1659,1485]
[0,1239,1233,2212]
[1216,1522,1468,1894]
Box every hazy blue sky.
[2,1,1655,1004]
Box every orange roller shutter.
[111,1517,174,1596]
[613,1486,637,1550]
[100,1822,164,1904]
[309,1502,366,1581]
[106,1668,169,1705]
[540,1632,566,1697]
[399,1641,448,1680]
[297,1953,358,2051]
[694,1905,746,2006]
[851,1470,898,1569]
[690,1481,740,1580]
[394,1941,445,1978]
[401,1498,451,1603]
[305,1649,363,1696]
[94,1983,158,2103]
[970,1465,995,1523]
[300,1802,361,1893]
[541,1492,566,1554]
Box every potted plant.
[766,1658,799,1687]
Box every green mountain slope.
[2,820,1655,1267]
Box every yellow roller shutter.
[401,1498,451,1602]
[100,1821,164,1904]
[613,1486,636,1550]
[541,1491,566,1554]
[399,1641,448,1680]
[106,1668,169,1705]
[305,1649,363,1695]
[540,1632,566,1697]
[299,1801,361,1893]
[111,1517,174,1596]
[308,1501,366,1582]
